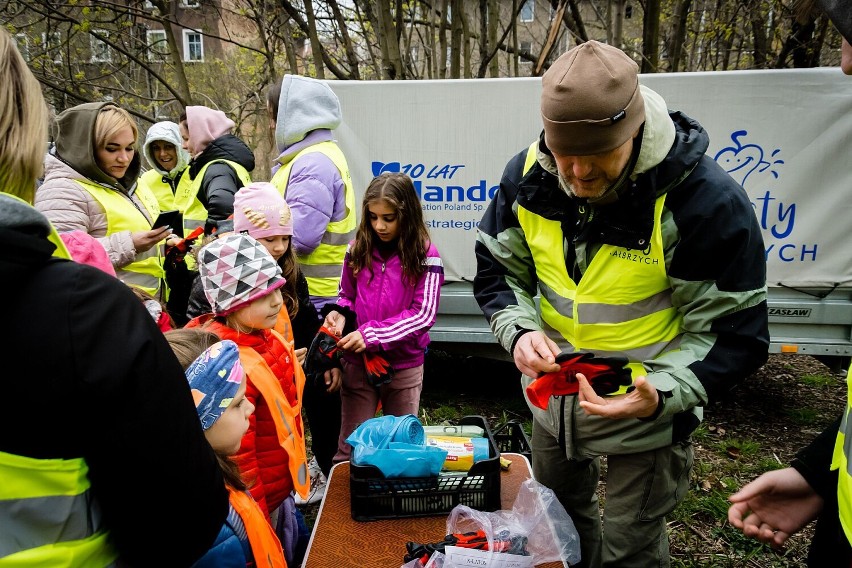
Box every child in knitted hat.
[187,182,323,361]
[164,329,287,567]
[186,182,342,508]
[233,181,343,506]
[185,233,311,534]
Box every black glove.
[305,326,342,382]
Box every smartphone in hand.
[152,210,183,237]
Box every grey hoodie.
[142,121,190,178]
[275,75,342,151]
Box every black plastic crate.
[492,420,532,464]
[349,415,501,522]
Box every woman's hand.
[132,226,172,253]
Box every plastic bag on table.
[445,477,581,566]
[401,550,445,568]
[352,442,447,478]
[345,414,426,450]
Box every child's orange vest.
[227,487,287,567]
[238,330,309,499]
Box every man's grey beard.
[558,172,611,200]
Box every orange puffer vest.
[202,319,304,516]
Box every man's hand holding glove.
[525,351,633,410]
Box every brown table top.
[301,453,564,568]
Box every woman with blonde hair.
[35,100,171,300]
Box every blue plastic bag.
[347,415,447,478]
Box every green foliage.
[799,373,837,388]
[785,407,820,425]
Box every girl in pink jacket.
[323,172,444,463]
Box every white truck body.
[327,69,852,366]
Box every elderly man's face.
[551,132,637,199]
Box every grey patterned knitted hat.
[198,233,285,316]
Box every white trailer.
[328,68,852,369]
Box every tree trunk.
[328,0,360,79]
[449,0,463,78]
[641,0,661,72]
[667,0,691,72]
[303,0,324,78]
[375,0,403,78]
[438,0,449,78]
[488,0,500,77]
[534,0,567,76]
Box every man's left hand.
[577,374,659,419]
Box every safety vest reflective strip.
[227,488,287,568]
[0,451,117,566]
[237,332,309,499]
[831,365,852,545]
[516,143,683,389]
[77,179,164,296]
[270,142,356,297]
[180,159,251,234]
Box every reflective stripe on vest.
[181,159,251,234]
[270,142,356,297]
[517,143,683,390]
[237,332,309,499]
[831,365,852,545]
[0,451,118,566]
[77,179,164,296]
[227,488,287,568]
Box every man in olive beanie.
[474,40,769,568]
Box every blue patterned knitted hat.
[186,340,244,430]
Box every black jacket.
[0,194,227,566]
[187,133,256,232]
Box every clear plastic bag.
[401,550,445,568]
[445,477,581,566]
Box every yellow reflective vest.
[270,142,356,298]
[140,168,195,229]
[76,179,164,297]
[183,159,252,235]
[517,143,683,390]
[831,365,852,545]
[0,451,118,566]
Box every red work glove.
[363,351,394,387]
[526,351,633,409]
